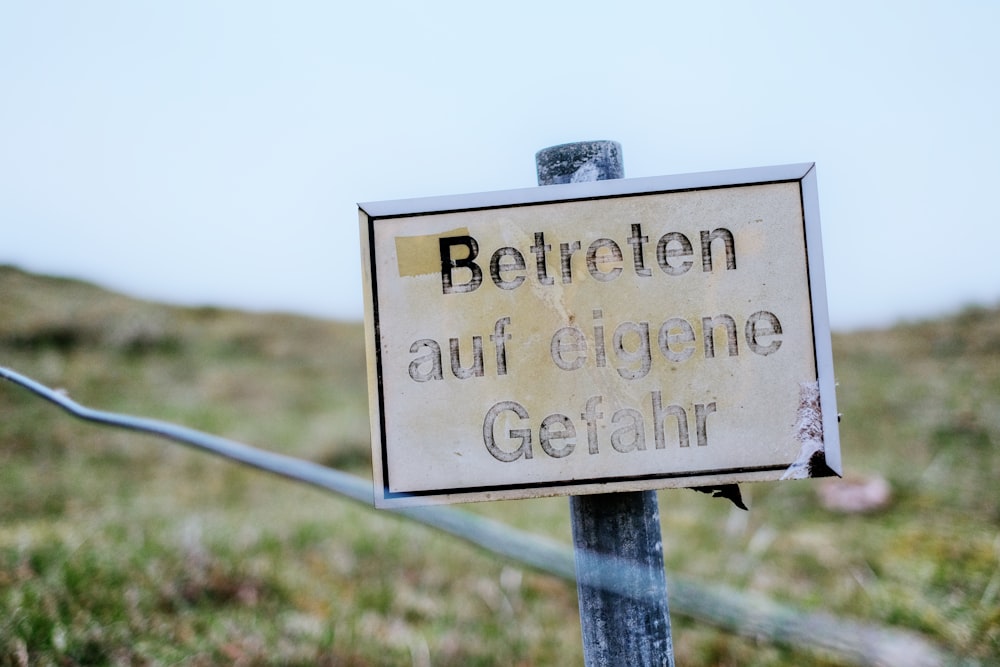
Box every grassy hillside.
[1,264,998,665]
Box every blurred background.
[2,1,998,330]
[2,2,999,665]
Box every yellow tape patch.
[395,227,470,278]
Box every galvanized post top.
[535,140,624,186]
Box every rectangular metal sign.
[359,163,840,508]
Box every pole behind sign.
[536,141,674,667]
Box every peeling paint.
[781,380,835,480]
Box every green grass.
[2,264,999,665]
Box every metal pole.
[535,141,674,667]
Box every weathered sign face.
[359,163,840,508]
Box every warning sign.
[359,163,840,507]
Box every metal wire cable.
[0,365,372,503]
[0,365,573,577]
[0,365,953,666]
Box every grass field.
[1,264,998,665]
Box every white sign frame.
[359,163,840,508]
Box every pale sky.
[2,1,997,331]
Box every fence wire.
[0,365,955,667]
